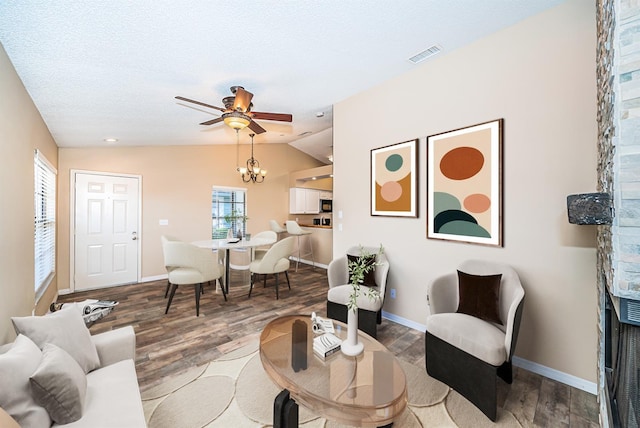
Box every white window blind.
[34,150,56,294]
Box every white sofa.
[0,309,146,428]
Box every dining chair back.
[161,236,226,316]
[251,230,277,261]
[248,236,295,299]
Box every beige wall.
[0,43,59,342]
[57,144,323,288]
[333,0,597,382]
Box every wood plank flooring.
[57,263,599,427]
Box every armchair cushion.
[456,270,503,325]
[12,308,100,373]
[30,343,87,424]
[328,284,383,312]
[426,313,507,366]
[347,253,377,287]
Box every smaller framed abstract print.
[371,139,418,217]
[427,119,503,246]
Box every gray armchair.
[326,246,390,338]
[425,259,525,421]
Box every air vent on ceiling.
[408,45,442,64]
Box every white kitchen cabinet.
[289,188,320,214]
[305,189,320,213]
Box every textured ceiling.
[0,1,564,164]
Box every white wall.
[333,0,597,383]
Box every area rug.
[141,341,522,427]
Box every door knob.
[132,231,137,241]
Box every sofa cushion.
[52,359,146,427]
[12,307,101,373]
[456,270,503,325]
[30,343,87,424]
[0,335,52,428]
[426,312,507,366]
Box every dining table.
[193,236,277,294]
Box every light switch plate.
[159,219,169,226]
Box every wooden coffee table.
[260,315,407,427]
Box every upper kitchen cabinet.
[290,188,320,214]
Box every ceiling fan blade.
[248,120,267,134]
[233,88,253,113]
[251,111,293,122]
[175,96,226,112]
[199,117,224,126]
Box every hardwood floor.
[57,263,599,427]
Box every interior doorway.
[71,171,141,291]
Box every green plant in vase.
[342,244,384,356]
[347,245,384,311]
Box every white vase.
[341,308,364,356]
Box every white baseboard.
[382,311,427,332]
[288,256,328,270]
[141,274,168,283]
[511,356,597,395]
[382,312,597,395]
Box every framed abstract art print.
[370,139,418,217]
[427,119,503,246]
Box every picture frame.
[370,139,418,217]
[426,119,503,246]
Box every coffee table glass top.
[260,315,407,427]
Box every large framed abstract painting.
[427,119,503,246]
[371,139,418,217]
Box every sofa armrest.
[91,326,136,368]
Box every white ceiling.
[0,1,563,165]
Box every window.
[34,150,56,296]
[212,187,247,239]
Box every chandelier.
[238,133,266,183]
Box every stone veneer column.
[596,0,640,425]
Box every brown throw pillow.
[347,254,377,288]
[456,270,503,325]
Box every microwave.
[320,199,332,212]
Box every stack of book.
[313,333,342,359]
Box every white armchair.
[326,246,390,338]
[425,259,525,421]
[161,236,225,316]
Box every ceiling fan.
[175,86,293,134]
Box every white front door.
[73,172,140,290]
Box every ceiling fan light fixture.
[223,112,251,130]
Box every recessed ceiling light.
[104,138,118,143]
[316,112,324,118]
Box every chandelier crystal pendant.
[238,133,267,183]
